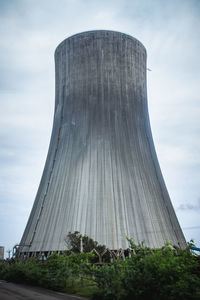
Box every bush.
[0,257,42,284]
[0,238,200,300]
[0,252,94,292]
[124,241,200,300]
[91,240,200,300]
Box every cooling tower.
[19,30,186,255]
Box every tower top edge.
[55,30,146,55]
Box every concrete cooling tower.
[18,30,186,256]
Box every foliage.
[122,239,200,300]
[90,260,126,300]
[65,231,106,254]
[0,236,200,300]
[0,252,94,294]
[91,239,200,300]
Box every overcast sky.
[0,0,200,256]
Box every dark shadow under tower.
[19,30,186,255]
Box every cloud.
[176,199,200,211]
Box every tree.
[65,231,106,254]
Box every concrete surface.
[19,30,186,254]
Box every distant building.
[18,30,186,257]
[0,246,4,260]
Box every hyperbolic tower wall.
[19,30,186,254]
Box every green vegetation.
[0,237,200,300]
[65,231,106,254]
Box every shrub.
[90,240,200,300]
[1,237,200,300]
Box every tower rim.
[54,29,146,56]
